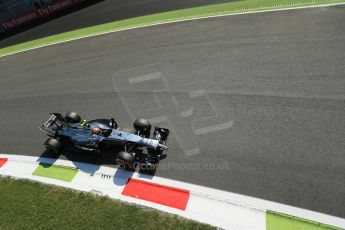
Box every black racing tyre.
[44,138,61,153]
[133,118,151,138]
[64,112,81,123]
[116,151,136,170]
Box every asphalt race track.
[0,0,231,48]
[0,5,344,217]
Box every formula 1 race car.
[39,112,169,170]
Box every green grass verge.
[266,210,343,230]
[0,176,213,229]
[0,0,344,57]
[32,163,78,182]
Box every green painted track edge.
[266,210,344,230]
[32,163,78,182]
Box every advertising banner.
[1,0,86,31]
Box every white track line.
[1,2,345,58]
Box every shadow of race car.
[39,112,169,170]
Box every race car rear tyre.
[65,112,81,123]
[133,118,151,138]
[116,151,135,170]
[44,138,61,154]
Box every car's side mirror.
[111,118,118,129]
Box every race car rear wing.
[39,113,65,137]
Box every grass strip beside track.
[0,177,214,229]
[1,0,345,57]
[32,163,78,182]
[266,210,342,230]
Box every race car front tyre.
[44,138,61,154]
[116,151,135,170]
[65,112,81,123]
[133,118,151,138]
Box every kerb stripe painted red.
[122,178,190,210]
[0,158,8,168]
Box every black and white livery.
[39,112,169,170]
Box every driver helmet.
[91,127,102,135]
